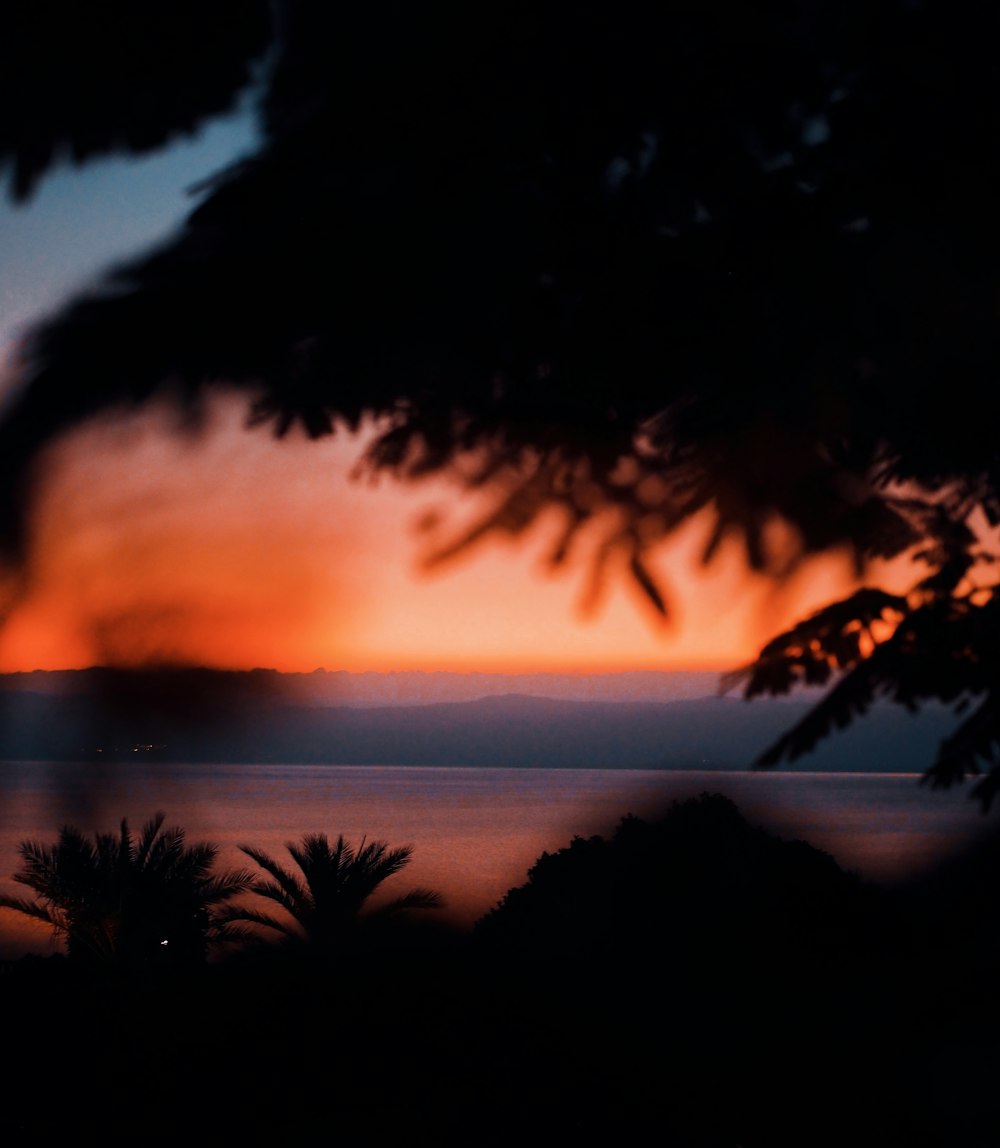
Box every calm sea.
[0,760,992,958]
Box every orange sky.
[0,391,914,675]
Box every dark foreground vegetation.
[3,794,999,1146]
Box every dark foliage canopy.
[2,2,1000,799]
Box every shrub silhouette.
[475,792,870,973]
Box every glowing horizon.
[0,392,914,678]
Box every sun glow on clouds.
[0,393,899,675]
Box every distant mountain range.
[0,666,957,773]
[0,666,732,707]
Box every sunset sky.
[0,94,909,677]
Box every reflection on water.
[0,762,990,957]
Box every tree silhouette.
[3,2,1000,799]
[218,833,443,955]
[0,811,254,969]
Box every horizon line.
[1,662,736,677]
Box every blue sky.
[0,93,261,377]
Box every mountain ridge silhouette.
[0,668,955,771]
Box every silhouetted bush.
[475,793,872,972]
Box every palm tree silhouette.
[220,833,444,954]
[0,811,254,969]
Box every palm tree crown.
[0,812,255,969]
[221,833,444,953]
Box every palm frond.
[238,844,310,906]
[135,812,167,867]
[0,894,63,928]
[236,831,442,952]
[213,903,304,942]
[208,920,266,946]
[202,868,258,904]
[368,888,446,918]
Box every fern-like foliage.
[730,545,1000,808]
